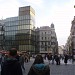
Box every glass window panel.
[6,31,16,35]
[23,20,25,24]
[7,32,9,35]
[12,36,15,40]
[5,32,7,36]
[10,32,12,35]
[19,21,21,25]
[26,15,27,19]
[26,20,27,24]
[28,20,29,24]
[20,16,22,20]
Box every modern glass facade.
[4,6,36,53]
[0,23,4,50]
[4,17,19,50]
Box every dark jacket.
[64,55,68,63]
[28,63,50,75]
[55,55,60,62]
[1,57,23,75]
[19,55,25,65]
[47,55,52,60]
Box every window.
[45,32,46,34]
[51,42,55,45]
[42,37,43,40]
[45,37,46,40]
[45,42,46,46]
[42,42,43,45]
[48,37,49,39]
[48,42,50,45]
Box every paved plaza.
[23,58,75,75]
[0,58,75,75]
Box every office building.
[1,6,35,53]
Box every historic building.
[65,16,75,56]
[36,23,58,54]
[50,23,58,54]
[69,16,75,56]
[65,35,72,55]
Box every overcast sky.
[0,0,75,46]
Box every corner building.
[4,6,35,53]
[37,24,58,54]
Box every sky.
[0,0,75,46]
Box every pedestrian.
[1,48,23,75]
[1,54,5,69]
[64,54,68,65]
[28,54,50,75]
[11,48,20,61]
[52,55,54,64]
[47,53,52,64]
[55,54,60,65]
[19,53,25,71]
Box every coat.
[64,55,68,63]
[28,63,50,75]
[1,57,23,75]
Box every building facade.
[0,6,58,55]
[1,6,35,53]
[70,16,75,56]
[17,6,35,53]
[50,23,58,54]
[38,26,52,54]
[65,16,75,56]
[37,23,58,54]
[65,35,72,55]
[0,20,4,50]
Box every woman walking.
[28,54,50,75]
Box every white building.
[37,23,58,54]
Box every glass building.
[4,6,35,53]
[0,21,4,50]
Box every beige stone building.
[65,16,75,55]
[36,23,58,54]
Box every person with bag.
[28,54,50,75]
